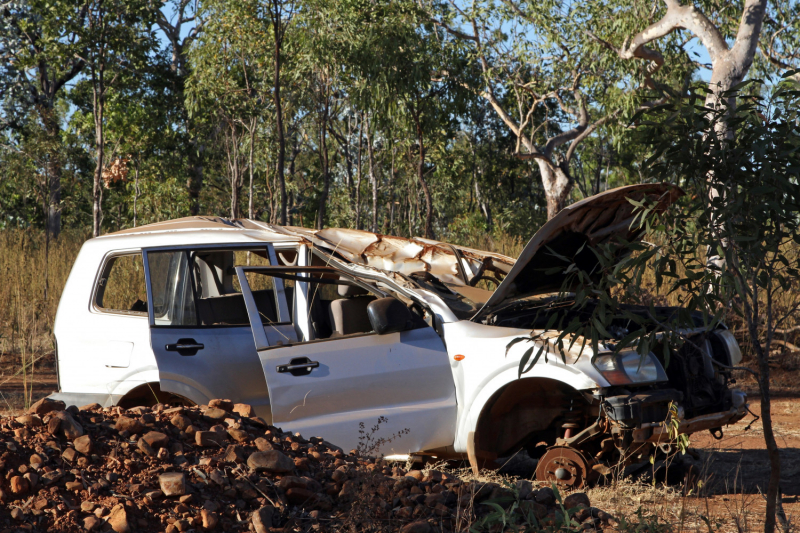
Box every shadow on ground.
[698,446,800,496]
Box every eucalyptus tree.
[295,0,341,229]
[309,71,335,230]
[755,1,800,79]
[551,79,800,533]
[423,0,657,219]
[199,0,298,225]
[1,0,90,236]
[299,0,380,230]
[102,62,192,228]
[154,0,206,214]
[587,0,798,270]
[588,0,798,126]
[81,0,156,237]
[261,0,298,225]
[188,0,266,219]
[435,98,548,239]
[313,0,468,238]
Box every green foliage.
[630,78,800,341]
[508,76,800,422]
[469,482,583,533]
[667,402,690,455]
[0,0,88,124]
[2,0,798,243]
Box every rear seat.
[197,289,280,326]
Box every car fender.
[452,358,597,452]
[104,367,163,405]
[50,367,161,408]
[442,321,603,453]
[153,373,213,407]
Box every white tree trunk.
[537,160,572,219]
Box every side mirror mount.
[367,297,413,335]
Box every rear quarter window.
[94,253,148,315]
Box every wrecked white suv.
[51,184,747,487]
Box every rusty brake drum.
[534,446,600,489]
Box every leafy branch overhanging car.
[50,184,747,488]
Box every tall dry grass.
[0,230,87,408]
[454,230,526,259]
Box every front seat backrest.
[328,284,374,336]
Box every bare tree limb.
[429,16,478,41]
[564,111,620,164]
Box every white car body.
[51,185,748,486]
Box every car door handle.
[277,357,319,376]
[165,339,204,356]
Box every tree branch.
[429,16,478,41]
[727,0,768,79]
[592,1,729,90]
[53,58,86,95]
[564,110,620,164]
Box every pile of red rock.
[0,398,615,533]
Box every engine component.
[562,422,581,439]
[604,396,641,428]
[535,446,599,489]
[603,389,682,429]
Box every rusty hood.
[473,183,683,319]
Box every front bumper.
[603,389,748,443]
[633,403,748,443]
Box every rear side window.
[146,247,298,327]
[95,253,148,315]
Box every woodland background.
[0,0,794,244]
[3,2,800,532]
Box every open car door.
[143,243,294,417]
[236,264,458,455]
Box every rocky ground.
[0,398,615,533]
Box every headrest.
[338,283,369,297]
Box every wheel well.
[118,383,195,409]
[474,377,592,458]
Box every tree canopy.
[1,0,797,244]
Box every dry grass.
[422,464,777,533]
[0,229,86,409]
[454,230,526,259]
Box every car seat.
[328,284,375,336]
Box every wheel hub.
[535,446,599,489]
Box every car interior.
[189,248,378,340]
[191,248,290,326]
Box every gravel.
[0,399,617,532]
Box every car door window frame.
[90,249,149,317]
[142,242,297,328]
[236,265,391,351]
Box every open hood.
[473,183,683,320]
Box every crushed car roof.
[105,216,516,287]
